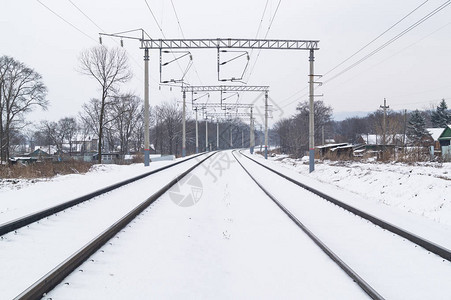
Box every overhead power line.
[65,0,149,83]
[144,0,166,38]
[324,0,451,84]
[36,0,96,43]
[246,0,282,82]
[278,0,451,109]
[169,0,204,85]
[67,0,104,32]
[144,0,188,82]
[324,0,430,77]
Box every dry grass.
[0,160,93,179]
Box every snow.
[238,152,451,299]
[45,153,367,299]
[0,155,209,299]
[1,150,451,298]
[263,154,451,226]
[0,157,188,225]
[427,128,445,141]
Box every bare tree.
[0,55,48,162]
[58,117,79,153]
[79,98,115,153]
[154,101,183,155]
[79,46,132,163]
[110,94,142,155]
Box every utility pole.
[250,107,254,154]
[242,130,244,148]
[205,118,209,152]
[403,109,407,152]
[230,125,233,148]
[217,120,219,150]
[322,126,325,145]
[308,49,315,173]
[380,98,389,155]
[182,91,186,157]
[144,48,150,166]
[260,125,263,152]
[195,107,199,154]
[264,91,269,159]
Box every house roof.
[426,128,445,141]
[438,125,451,140]
[29,149,50,157]
[360,134,404,145]
[316,143,348,149]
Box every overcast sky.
[2,0,450,126]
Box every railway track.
[239,151,451,262]
[0,152,206,237]
[2,152,216,300]
[233,150,451,299]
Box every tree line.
[1,48,254,164]
[274,98,450,158]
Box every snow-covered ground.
[264,154,451,227]
[1,151,451,299]
[46,152,367,299]
[0,158,186,225]
[237,152,451,299]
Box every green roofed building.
[438,125,451,147]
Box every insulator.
[99,36,103,44]
[120,39,124,47]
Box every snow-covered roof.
[360,134,403,145]
[426,128,445,141]
[35,146,58,155]
[316,143,348,149]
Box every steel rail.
[14,151,217,300]
[232,151,384,300]
[240,151,451,262]
[0,152,207,236]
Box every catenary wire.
[243,0,269,81]
[169,0,204,85]
[324,0,451,84]
[324,0,430,77]
[246,0,282,83]
[36,0,97,43]
[278,1,451,109]
[144,0,188,83]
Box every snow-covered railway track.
[2,152,216,300]
[0,152,206,237]
[234,151,451,299]
[239,151,451,262]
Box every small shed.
[438,125,451,147]
[28,149,53,162]
[9,157,38,165]
[316,143,348,158]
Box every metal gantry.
[182,85,269,93]
[99,31,319,169]
[139,38,319,50]
[181,85,268,156]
